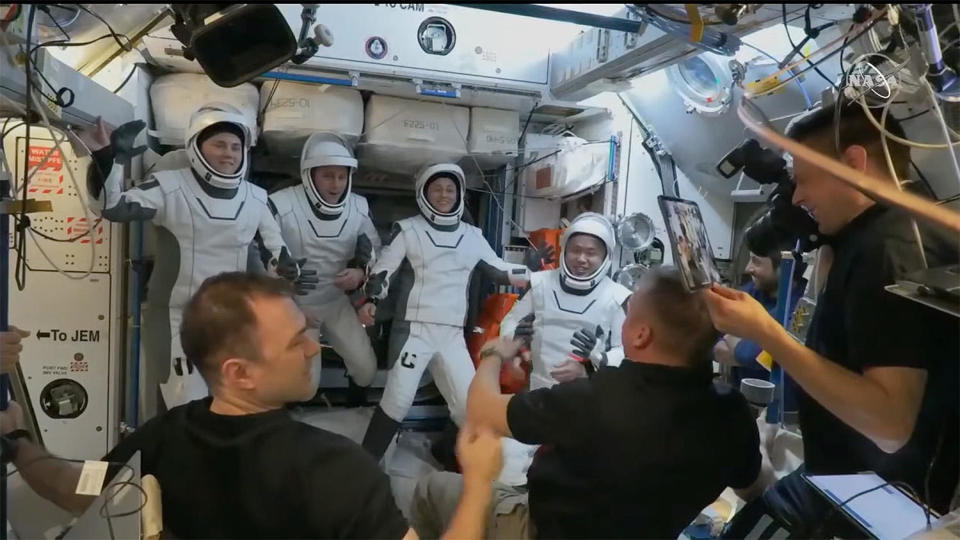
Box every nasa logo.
[845,60,895,100]
[366,36,388,60]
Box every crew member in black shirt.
[705,104,959,534]
[449,266,762,539]
[1,272,503,539]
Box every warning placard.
[65,217,105,245]
[27,144,65,195]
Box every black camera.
[717,139,821,254]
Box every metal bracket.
[413,79,462,99]
[0,199,53,215]
[596,29,610,63]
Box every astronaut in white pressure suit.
[496,212,631,486]
[86,103,312,415]
[356,163,551,460]
[268,132,381,394]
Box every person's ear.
[841,144,869,173]
[630,323,653,351]
[221,357,257,390]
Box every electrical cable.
[921,78,960,192]
[878,84,928,268]
[15,4,37,291]
[37,5,71,42]
[1,76,101,279]
[518,100,538,146]
[72,4,132,52]
[782,5,840,90]
[112,66,137,94]
[744,8,888,99]
[741,41,813,109]
[6,457,148,540]
[812,480,931,538]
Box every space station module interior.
[2,2,960,539]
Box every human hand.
[480,337,522,365]
[504,349,532,382]
[1,326,30,374]
[457,422,503,488]
[333,268,365,291]
[109,119,147,160]
[358,303,377,326]
[0,400,24,436]
[523,242,556,272]
[702,285,780,345]
[550,360,587,383]
[570,325,605,366]
[513,313,535,348]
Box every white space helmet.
[300,132,358,216]
[415,163,465,227]
[185,102,252,190]
[559,212,616,291]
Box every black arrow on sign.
[37,332,51,340]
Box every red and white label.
[65,217,105,245]
[27,144,65,195]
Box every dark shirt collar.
[619,360,714,387]
[829,203,887,249]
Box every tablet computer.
[657,196,721,291]
[803,472,936,539]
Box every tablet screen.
[658,196,722,291]
[805,473,933,539]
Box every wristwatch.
[1,429,32,465]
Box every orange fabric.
[468,293,529,393]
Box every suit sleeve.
[88,148,164,223]
[500,289,534,339]
[364,223,407,302]
[351,206,382,271]
[474,230,530,287]
[254,198,293,274]
[603,296,629,368]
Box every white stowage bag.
[150,74,259,147]
[260,81,364,155]
[522,136,610,199]
[358,95,469,175]
[467,107,520,168]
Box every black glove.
[570,325,606,368]
[524,242,556,272]
[110,120,148,162]
[276,250,319,296]
[514,313,535,347]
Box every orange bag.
[467,293,529,394]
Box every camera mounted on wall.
[168,4,333,88]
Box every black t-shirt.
[801,204,960,512]
[103,399,408,539]
[507,361,761,539]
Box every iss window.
[678,57,722,100]
[667,54,733,116]
[418,17,456,55]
